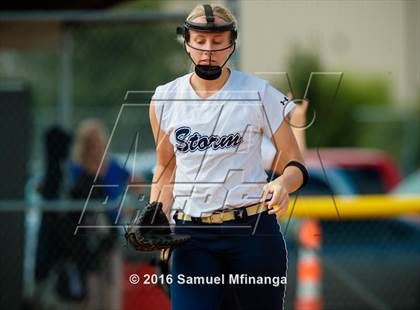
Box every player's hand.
[260,178,289,219]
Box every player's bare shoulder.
[153,73,191,101]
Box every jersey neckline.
[186,68,235,101]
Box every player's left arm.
[260,119,307,218]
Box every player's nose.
[202,40,216,52]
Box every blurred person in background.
[34,125,78,309]
[68,118,143,310]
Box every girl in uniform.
[149,4,308,310]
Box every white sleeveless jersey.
[152,69,297,217]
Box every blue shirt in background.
[68,158,130,222]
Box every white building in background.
[238,0,419,107]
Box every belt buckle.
[212,213,223,224]
[233,208,248,221]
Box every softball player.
[149,4,308,310]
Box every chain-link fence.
[0,11,191,310]
[1,200,419,309]
[0,11,195,163]
[0,9,419,310]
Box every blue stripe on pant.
[170,209,288,310]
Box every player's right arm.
[149,100,176,219]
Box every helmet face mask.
[177,4,237,80]
[185,31,234,52]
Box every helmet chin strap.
[195,52,220,81]
[185,41,236,80]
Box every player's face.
[186,16,234,66]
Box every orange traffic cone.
[295,219,322,310]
